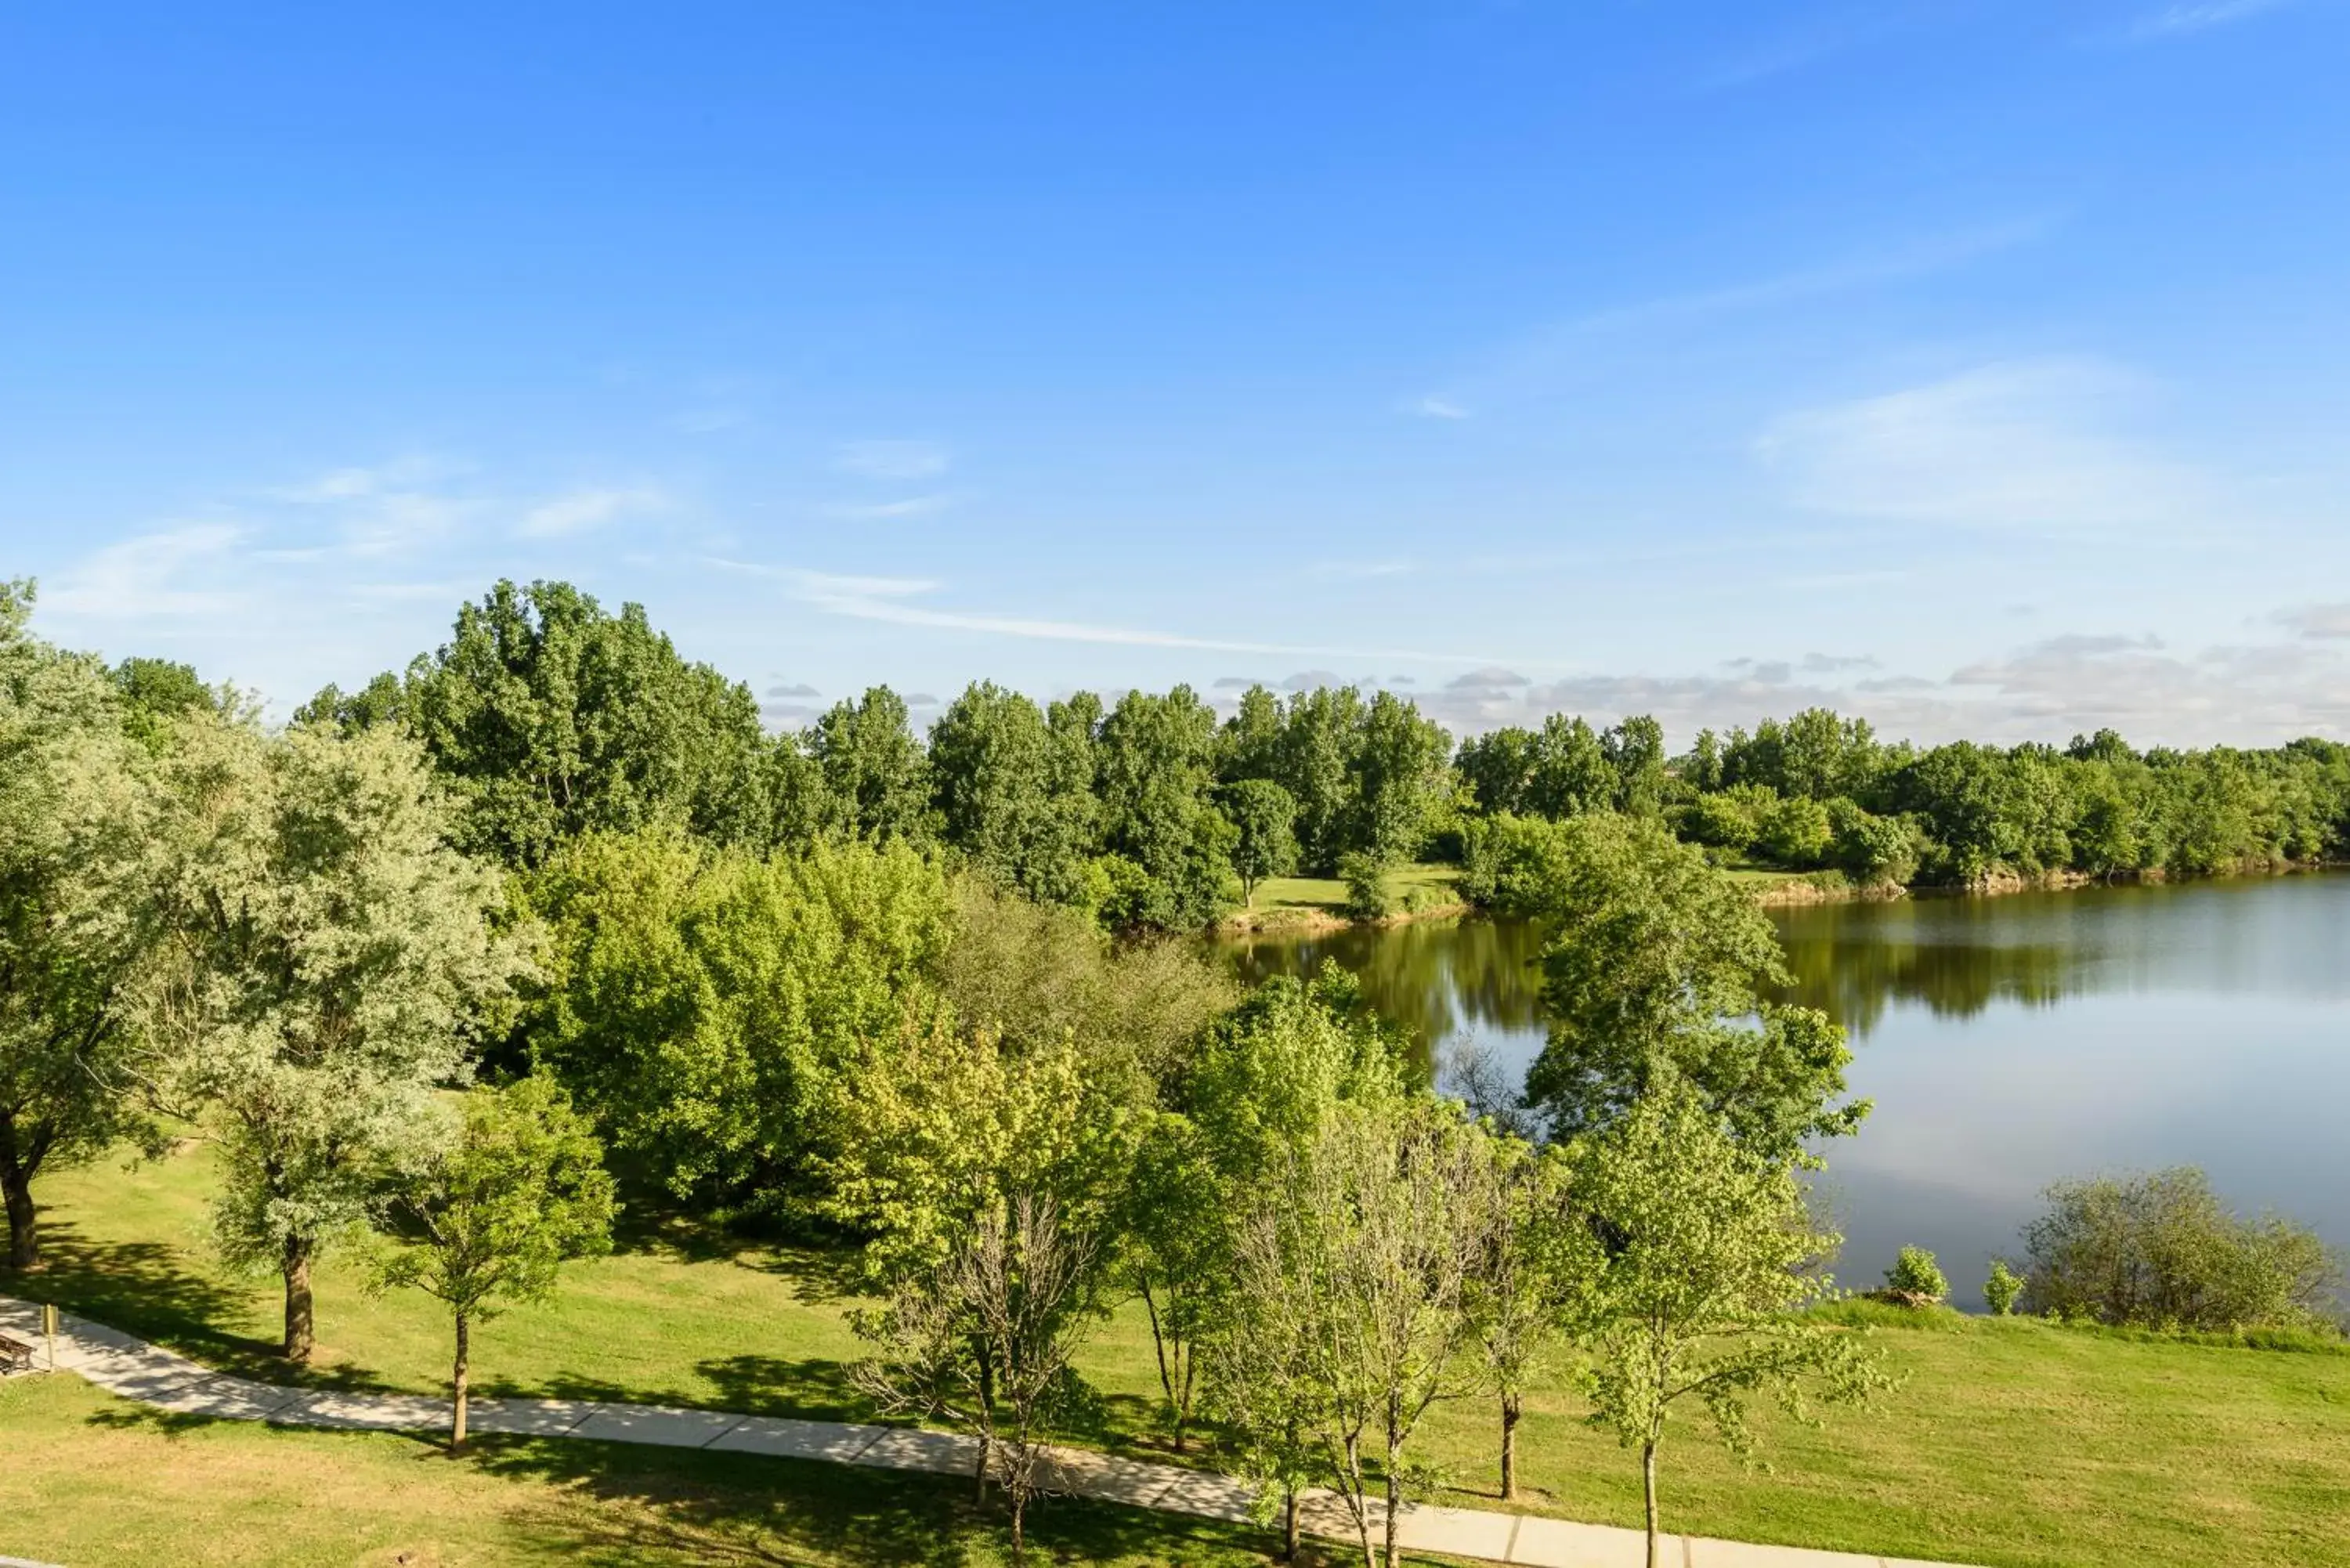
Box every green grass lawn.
[10,1146,2350,1568]
[1243,862,1463,919]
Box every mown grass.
[1245,863,1463,917]
[0,1373,1302,1568]
[10,1146,2350,1568]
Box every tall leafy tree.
[1094,686,1235,930]
[309,580,772,866]
[1220,777,1300,906]
[1603,715,1667,815]
[1273,685,1366,871]
[927,681,1092,904]
[1506,814,1867,1158]
[140,717,524,1360]
[1347,691,1451,862]
[1564,1076,1891,1568]
[525,830,954,1203]
[809,685,933,844]
[0,583,166,1270]
[374,1075,616,1451]
[1217,683,1285,785]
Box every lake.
[1220,873,2350,1309]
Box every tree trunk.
[450,1311,472,1454]
[282,1234,316,1363]
[1010,1490,1027,1566]
[1383,1423,1405,1568]
[1344,1433,1376,1568]
[1499,1389,1520,1501]
[1282,1484,1300,1562]
[1643,1441,1661,1568]
[2,1164,38,1273]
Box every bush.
[1826,798,1921,886]
[1882,1245,1949,1306]
[1755,794,1833,868]
[1984,1259,2023,1317]
[1337,851,1398,920]
[2023,1167,2344,1331]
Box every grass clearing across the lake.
[9,1145,2350,1568]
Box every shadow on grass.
[468,1433,1301,1567]
[2,1222,400,1395]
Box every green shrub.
[1984,1259,2024,1317]
[1882,1245,1950,1305]
[1337,851,1398,920]
[2023,1167,2345,1331]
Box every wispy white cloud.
[1419,220,2052,415]
[836,440,951,481]
[42,522,251,618]
[519,486,668,538]
[1755,358,2205,534]
[821,493,955,521]
[2132,0,2294,39]
[703,557,1514,665]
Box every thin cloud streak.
[700,556,1520,667]
[2133,0,2294,38]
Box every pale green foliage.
[140,716,525,1287]
[933,877,1235,1107]
[1755,794,1833,869]
[1337,849,1397,920]
[1506,813,1867,1160]
[1883,1246,1949,1303]
[824,1021,1141,1285]
[854,1191,1110,1559]
[0,582,169,1266]
[1210,1097,1492,1568]
[1984,1259,2024,1317]
[375,1075,616,1319]
[1566,1078,1893,1554]
[2023,1167,2343,1331]
[524,829,954,1201]
[1180,969,1405,1184]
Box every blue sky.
[5,0,2346,745]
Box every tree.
[139,717,523,1361]
[0,583,165,1270]
[1215,1098,1490,1568]
[1564,1077,1892,1568]
[809,686,933,844]
[928,681,1094,905]
[1117,1112,1224,1454]
[1510,814,1867,1159]
[525,831,954,1204]
[855,1193,1107,1563]
[1525,715,1615,821]
[317,580,774,867]
[1217,683,1285,785]
[1220,778,1299,907]
[1346,692,1450,862]
[1602,716,1667,815]
[374,1075,616,1451]
[1272,685,1366,871]
[1094,686,1236,930]
[1467,1131,1566,1501]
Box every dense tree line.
[298,583,2350,937]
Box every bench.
[0,1331,35,1375]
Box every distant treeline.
[293,580,2350,930]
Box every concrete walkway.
[1,1295,1969,1568]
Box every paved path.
[1,1295,1969,1568]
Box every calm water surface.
[1221,873,2350,1308]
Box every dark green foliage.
[1337,850,1397,920]
[2022,1167,2343,1331]
[927,681,1094,905]
[1093,686,1235,930]
[313,580,776,868]
[110,656,225,748]
[809,687,932,845]
[1218,777,1297,904]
